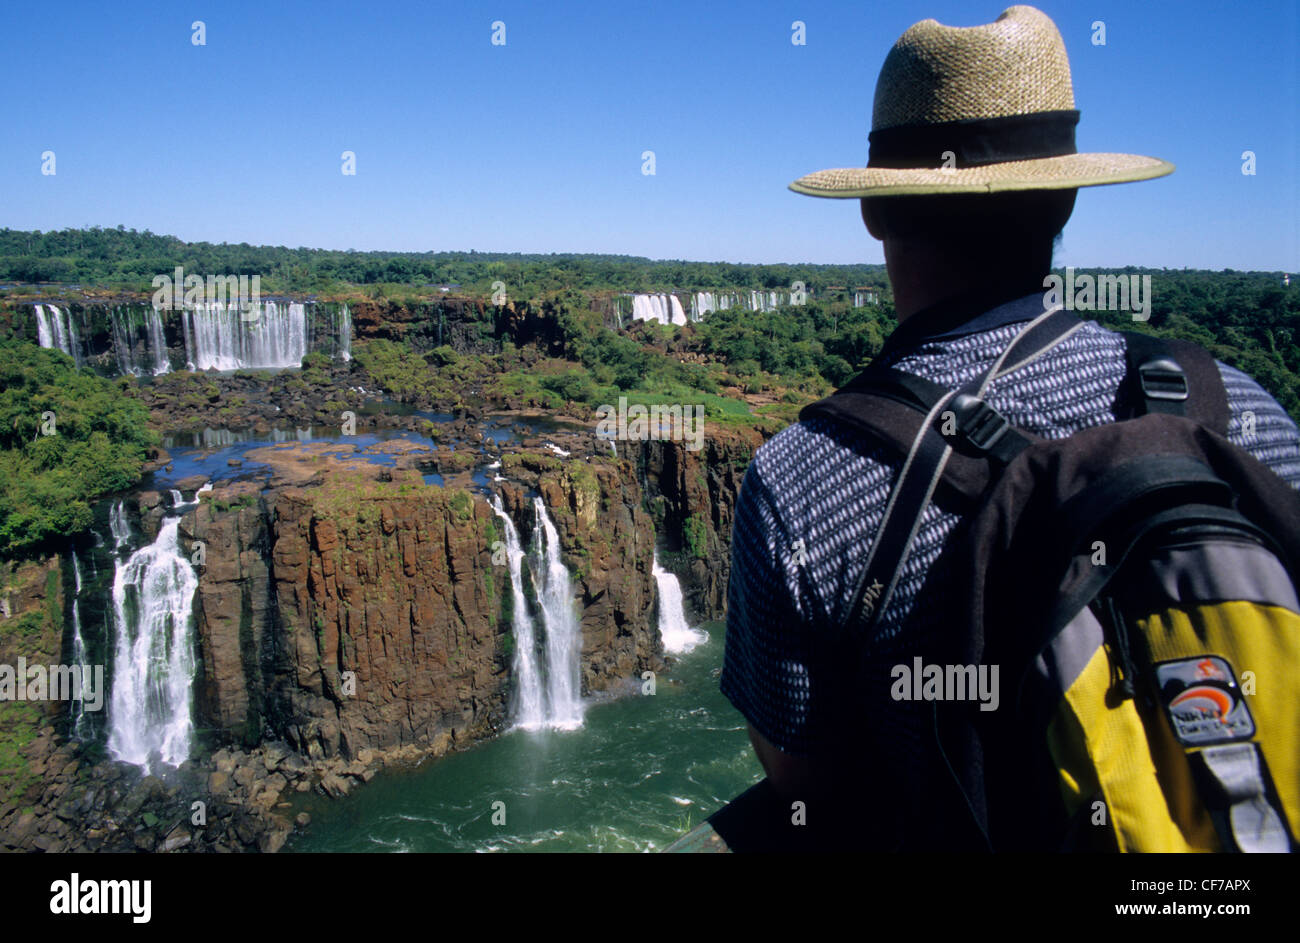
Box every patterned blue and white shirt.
[721,292,1300,758]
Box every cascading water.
[33,301,349,376]
[109,499,131,551]
[34,304,82,365]
[111,307,140,376]
[690,291,738,320]
[531,497,584,729]
[338,304,352,362]
[109,306,171,376]
[146,308,170,374]
[183,301,309,370]
[490,495,585,730]
[35,304,55,349]
[652,555,708,654]
[630,294,687,326]
[491,496,545,727]
[627,290,795,325]
[107,516,198,770]
[69,550,91,740]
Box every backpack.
[799,307,1300,852]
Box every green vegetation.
[449,490,474,522]
[0,342,156,558]
[0,226,1295,444]
[208,493,259,514]
[1077,269,1299,419]
[683,514,708,560]
[566,463,600,505]
[0,702,42,803]
[0,226,887,298]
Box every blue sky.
[2,0,1295,270]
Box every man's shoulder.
[750,317,1128,497]
[754,411,894,487]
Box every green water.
[285,629,762,852]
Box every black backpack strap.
[866,368,1035,466]
[1121,332,1230,434]
[830,308,1083,633]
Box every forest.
[0,226,887,297]
[0,226,1295,560]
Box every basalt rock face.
[189,456,661,759]
[189,482,277,746]
[347,299,565,357]
[638,426,763,620]
[0,557,67,731]
[270,483,510,760]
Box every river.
[285,628,761,852]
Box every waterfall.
[35,304,52,348]
[630,294,686,326]
[110,306,170,376]
[690,291,738,320]
[183,301,309,370]
[146,308,170,374]
[34,304,82,365]
[338,304,352,362]
[107,516,198,770]
[532,497,584,729]
[111,307,140,376]
[69,550,90,740]
[491,496,545,728]
[653,555,708,654]
[490,496,585,730]
[109,499,131,551]
[632,290,793,322]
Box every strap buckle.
[1138,357,1189,401]
[949,393,1010,453]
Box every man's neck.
[885,241,1044,323]
[885,242,978,322]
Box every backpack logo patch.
[1155,656,1254,746]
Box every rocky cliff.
[188,451,663,760]
[347,298,566,357]
[636,426,762,619]
[0,409,761,852]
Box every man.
[720,5,1300,849]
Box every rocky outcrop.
[190,481,276,745]
[187,449,662,761]
[0,730,395,853]
[267,480,509,759]
[0,556,67,811]
[347,298,565,357]
[638,425,762,619]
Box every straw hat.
[789,5,1173,198]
